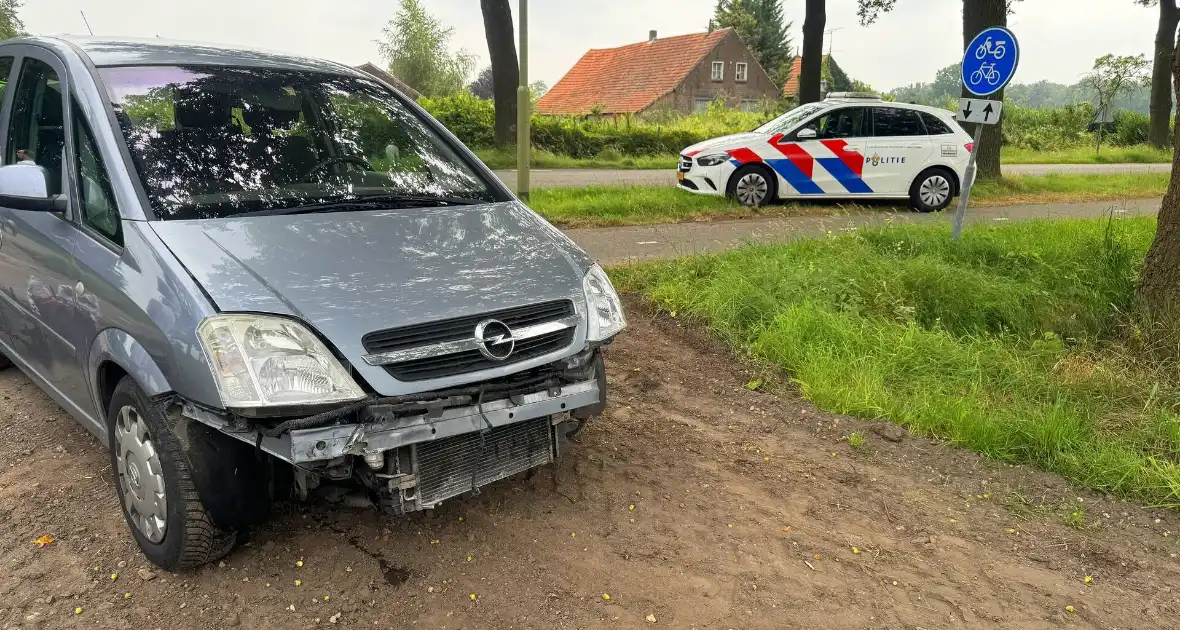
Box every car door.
[772,107,870,196]
[0,49,92,414]
[864,106,934,195]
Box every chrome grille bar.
[362,315,581,366]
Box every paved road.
[566,197,1163,266]
[494,162,1170,189]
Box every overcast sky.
[25,1,1159,91]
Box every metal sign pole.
[951,123,984,240]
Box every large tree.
[1139,1,1179,149]
[480,0,519,148]
[377,0,476,98]
[711,0,794,86]
[1138,27,1180,311]
[799,0,826,103]
[0,0,24,40]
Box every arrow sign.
[956,98,1003,125]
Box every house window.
[694,98,711,112]
[735,62,748,83]
[711,61,724,82]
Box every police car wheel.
[727,165,776,207]
[910,168,955,213]
[0,353,10,370]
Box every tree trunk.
[1138,26,1180,312]
[1150,0,1179,150]
[481,0,519,149]
[961,0,1006,179]
[799,0,825,104]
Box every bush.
[420,94,1161,160]
[1112,110,1150,146]
[418,95,775,156]
[1001,103,1095,151]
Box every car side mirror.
[795,128,817,140]
[0,164,68,213]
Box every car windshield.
[755,103,827,134]
[99,65,497,220]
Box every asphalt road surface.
[494,162,1170,190]
[566,197,1163,266]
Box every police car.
[677,93,974,212]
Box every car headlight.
[196,315,365,409]
[583,264,627,342]
[696,153,730,167]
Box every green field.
[526,173,1168,228]
[615,217,1180,507]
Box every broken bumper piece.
[181,376,601,513]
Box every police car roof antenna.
[80,11,95,35]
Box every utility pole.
[825,27,844,57]
[515,0,531,201]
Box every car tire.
[727,164,777,207]
[107,376,237,570]
[0,353,11,370]
[909,167,956,212]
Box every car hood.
[150,202,593,386]
[682,132,766,156]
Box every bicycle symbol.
[970,63,1001,86]
[974,37,1007,60]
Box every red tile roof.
[536,29,733,115]
[782,55,828,98]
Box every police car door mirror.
[0,164,69,213]
[796,128,817,140]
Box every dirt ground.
[3,297,1180,629]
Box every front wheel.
[727,164,777,207]
[909,168,955,213]
[0,353,11,370]
[107,377,237,570]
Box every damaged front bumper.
[181,352,606,514]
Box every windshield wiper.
[236,194,488,217]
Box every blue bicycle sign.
[961,26,1019,96]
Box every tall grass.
[616,218,1180,507]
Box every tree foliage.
[470,66,495,100]
[0,0,24,40]
[711,0,794,86]
[378,0,476,98]
[1082,54,1151,114]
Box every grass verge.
[1002,145,1173,165]
[476,145,1170,171]
[527,173,1166,228]
[614,217,1180,507]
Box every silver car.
[0,37,624,570]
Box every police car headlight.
[696,154,730,167]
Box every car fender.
[87,328,172,430]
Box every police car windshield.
[756,103,826,135]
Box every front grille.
[679,156,693,172]
[415,417,554,507]
[363,300,576,382]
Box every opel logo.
[474,319,515,361]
